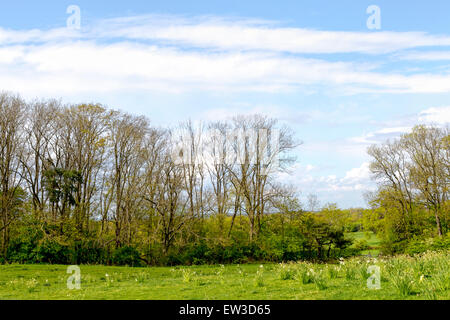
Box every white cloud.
[284,105,449,206]
[350,126,413,145]
[313,162,373,193]
[3,41,450,97]
[278,162,373,192]
[398,51,450,61]
[92,15,450,55]
[419,106,450,124]
[349,106,450,147]
[342,162,371,184]
[0,27,80,45]
[4,15,450,55]
[1,14,450,97]
[276,161,375,207]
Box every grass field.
[346,231,381,255]
[0,250,448,300]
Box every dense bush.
[405,234,450,255]
[6,238,38,263]
[353,239,369,251]
[154,235,356,266]
[112,246,142,267]
[73,240,109,265]
[3,233,360,266]
[3,210,359,266]
[34,239,72,264]
[164,241,266,266]
[6,226,110,265]
[6,218,43,263]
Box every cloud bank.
[1,14,450,97]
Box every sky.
[1,1,450,208]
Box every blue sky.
[1,1,449,208]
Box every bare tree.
[0,93,27,257]
[108,111,148,247]
[62,104,111,232]
[307,194,320,212]
[144,135,190,254]
[368,139,415,232]
[227,114,298,241]
[21,99,60,219]
[204,121,231,235]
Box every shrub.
[353,239,369,251]
[405,234,450,255]
[7,238,39,263]
[6,220,43,263]
[112,246,142,267]
[35,239,72,264]
[73,240,108,264]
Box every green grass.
[346,231,381,255]
[0,251,448,300]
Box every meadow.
[0,250,448,300]
[346,231,381,256]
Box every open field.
[346,231,381,256]
[0,251,448,300]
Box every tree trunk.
[434,209,443,237]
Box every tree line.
[1,91,447,265]
[366,125,449,253]
[2,92,358,265]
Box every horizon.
[1,0,450,208]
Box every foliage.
[367,125,449,253]
[1,93,446,270]
[112,246,142,267]
[404,233,450,255]
[34,239,72,264]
